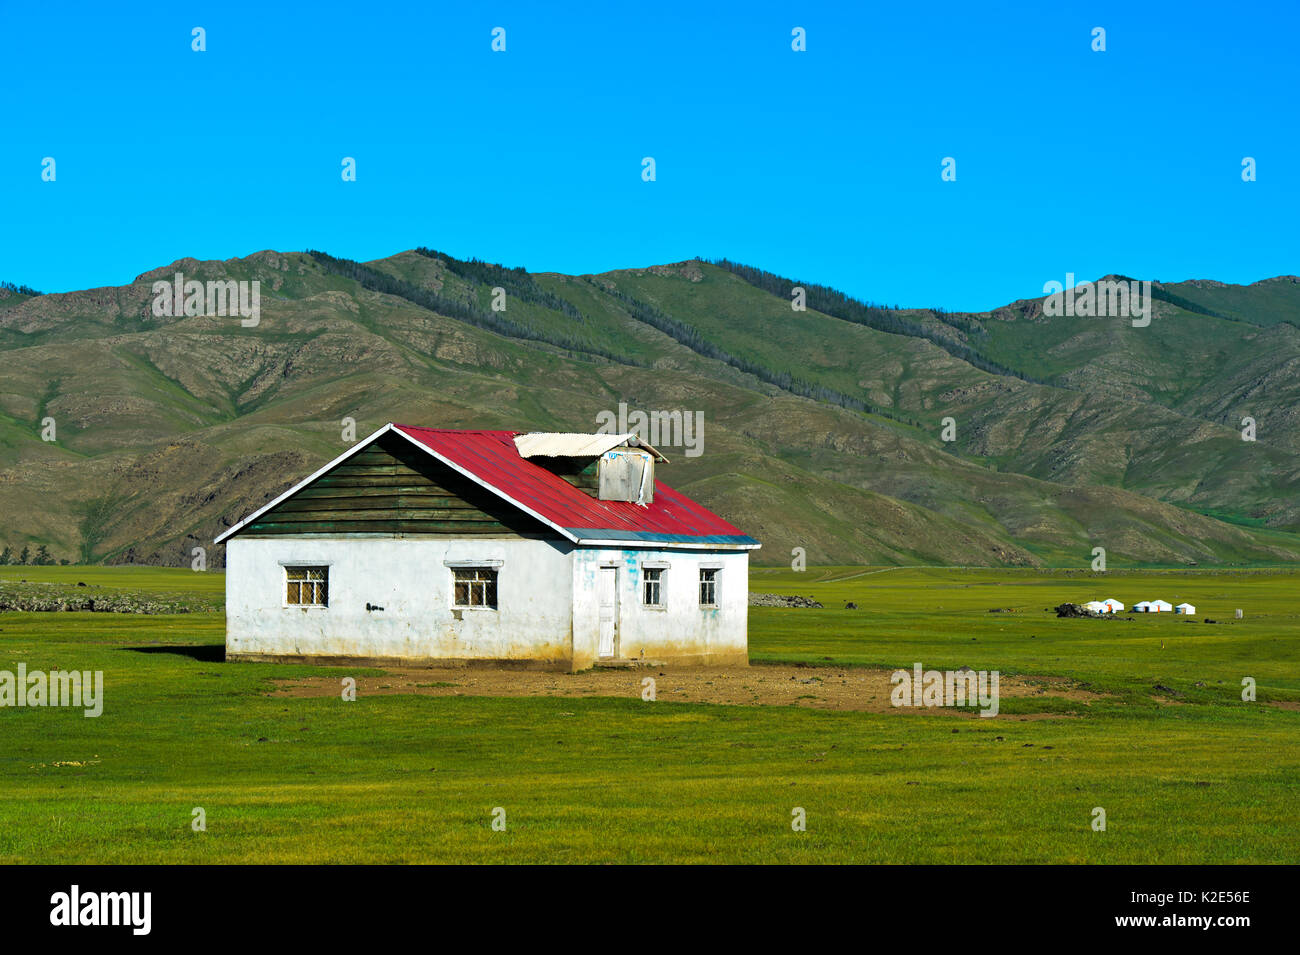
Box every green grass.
[750,565,1300,703]
[0,566,1296,863]
[1,564,224,611]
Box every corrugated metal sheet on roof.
[513,431,636,459]
[394,425,757,548]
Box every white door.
[598,567,618,658]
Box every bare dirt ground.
[269,663,1107,718]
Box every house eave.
[570,532,761,551]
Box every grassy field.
[0,565,1296,864]
[750,565,1300,704]
[0,564,224,611]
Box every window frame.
[698,567,719,608]
[282,563,330,609]
[450,565,500,610]
[642,566,666,609]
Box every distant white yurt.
[1134,601,1152,613]
[1175,602,1195,614]
[1084,600,1106,613]
[1101,598,1125,613]
[1149,599,1173,613]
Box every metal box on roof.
[598,448,654,504]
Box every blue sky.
[2,0,1296,310]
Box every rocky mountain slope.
[1,250,1297,567]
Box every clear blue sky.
[2,1,1296,311]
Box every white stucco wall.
[225,537,575,665]
[226,537,750,670]
[570,548,749,669]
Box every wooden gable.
[238,431,555,539]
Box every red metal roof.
[393,425,758,549]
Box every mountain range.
[1,249,1298,568]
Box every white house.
[1133,601,1152,613]
[1084,600,1107,613]
[1149,599,1174,613]
[1175,602,1195,614]
[1101,598,1125,613]
[215,424,760,670]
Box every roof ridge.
[393,424,518,435]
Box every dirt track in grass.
[268,663,1108,717]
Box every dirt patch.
[269,663,1107,716]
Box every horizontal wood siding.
[530,455,600,494]
[241,432,555,539]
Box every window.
[699,568,718,607]
[643,567,664,607]
[286,566,328,606]
[453,566,498,609]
